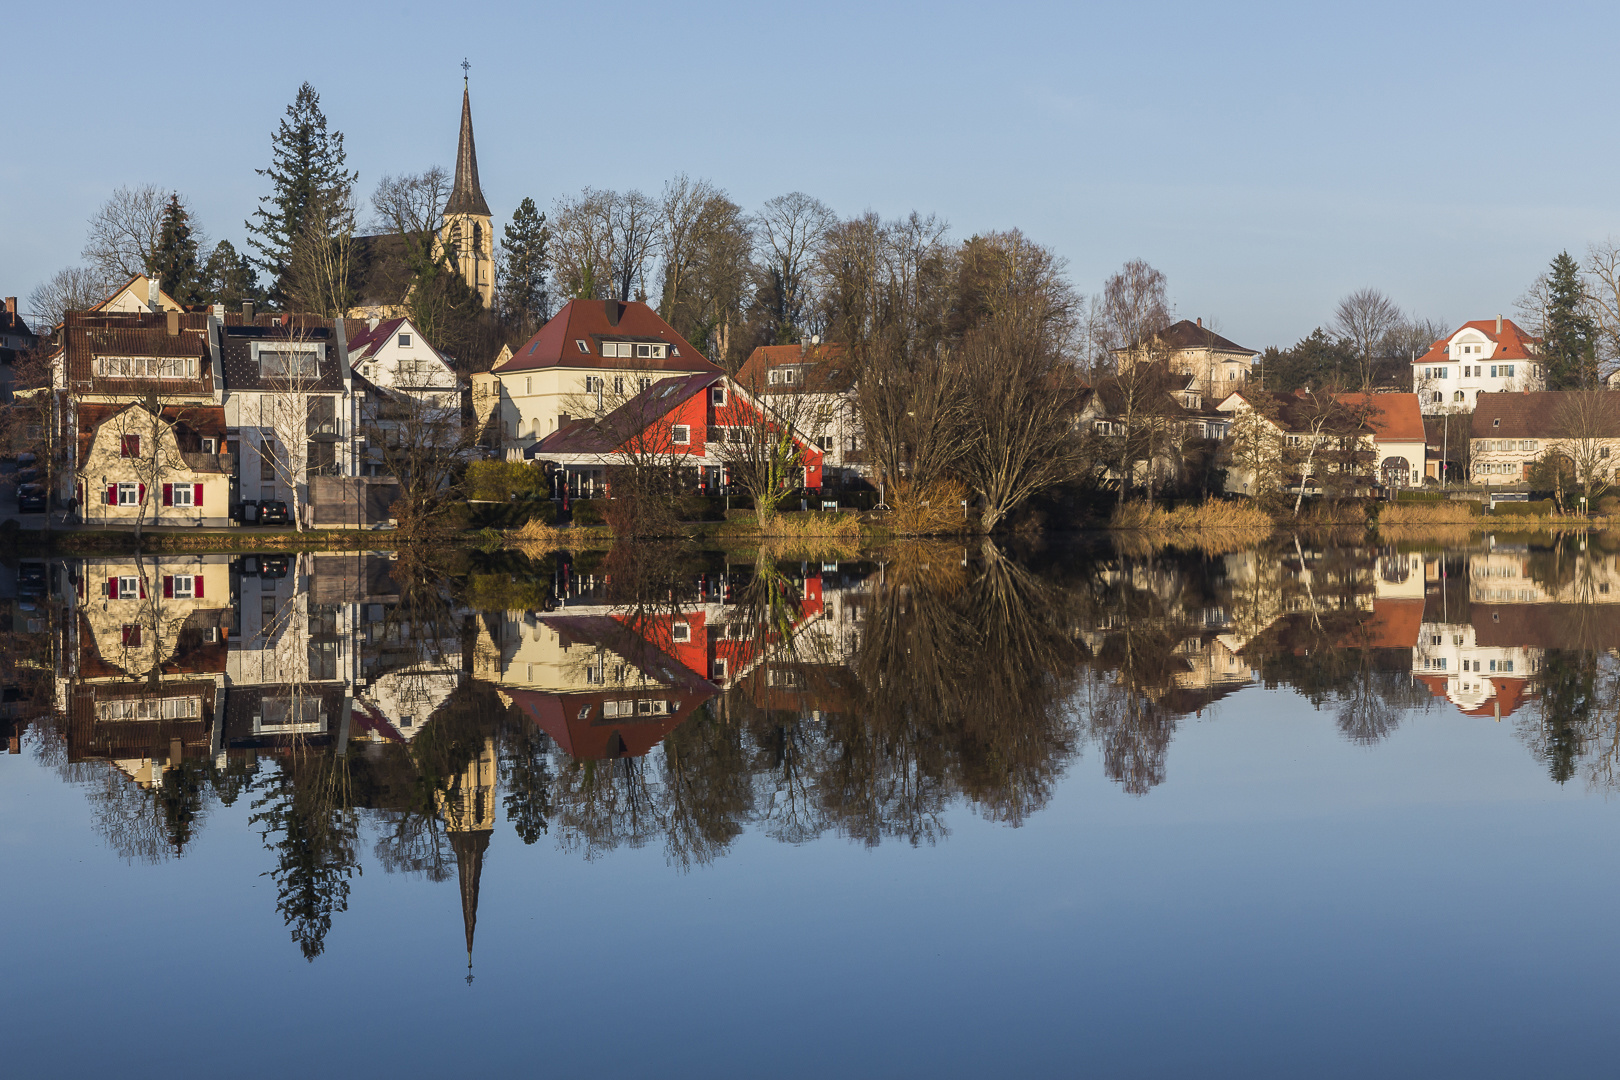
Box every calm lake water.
[6,535,1620,1078]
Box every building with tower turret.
[435,72,495,310]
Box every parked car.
[15,467,39,484]
[259,500,290,526]
[14,451,37,467]
[17,563,46,597]
[17,483,46,512]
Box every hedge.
[1489,499,1558,517]
[571,499,608,526]
[465,459,549,502]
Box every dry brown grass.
[1109,500,1273,531]
[1378,502,1479,525]
[887,478,974,536]
[504,518,570,559]
[1108,500,1273,555]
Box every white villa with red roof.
[472,298,720,460]
[1413,317,1544,415]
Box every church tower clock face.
[440,66,495,310]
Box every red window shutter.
[107,577,118,600]
[163,483,173,506]
[138,578,146,599]
[137,484,145,503]
[106,484,117,505]
[163,576,173,599]
[194,483,203,507]
[193,574,203,599]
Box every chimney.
[147,276,162,312]
[800,338,808,356]
[604,298,622,326]
[1197,317,1202,328]
[368,316,379,330]
[211,303,224,322]
[242,300,255,323]
[1496,313,1503,335]
[3,297,15,317]
[166,310,180,336]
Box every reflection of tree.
[1533,650,1597,783]
[660,705,751,867]
[250,752,360,962]
[500,709,553,846]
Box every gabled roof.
[345,317,407,357]
[63,310,213,395]
[494,299,716,375]
[1470,391,1620,439]
[1415,319,1541,364]
[90,274,183,315]
[736,342,856,394]
[1151,319,1257,356]
[531,371,720,456]
[77,400,228,470]
[1335,393,1425,443]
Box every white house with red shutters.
[78,401,233,527]
[527,370,824,499]
[1413,317,1545,415]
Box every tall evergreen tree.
[202,239,263,308]
[245,82,357,306]
[1543,250,1598,389]
[498,197,552,337]
[150,194,204,305]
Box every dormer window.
[398,333,411,348]
[576,339,590,353]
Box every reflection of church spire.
[452,826,491,982]
[438,735,497,983]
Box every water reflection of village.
[11,533,1620,962]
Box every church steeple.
[439,64,495,308]
[445,76,490,217]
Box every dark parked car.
[16,483,46,512]
[14,451,36,467]
[15,467,39,484]
[259,500,290,526]
[17,563,46,597]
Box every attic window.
[576,339,589,354]
[671,346,680,356]
[1493,418,1500,427]
[398,333,411,348]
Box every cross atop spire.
[461,57,470,83]
[445,75,491,218]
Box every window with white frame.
[256,344,321,379]
[173,575,195,598]
[671,424,690,445]
[576,339,590,353]
[98,696,199,721]
[171,485,194,507]
[117,483,139,505]
[671,621,690,642]
[116,575,139,596]
[398,333,411,347]
[94,355,199,378]
[710,385,726,406]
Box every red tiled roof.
[531,371,719,455]
[345,317,407,357]
[1413,319,1541,364]
[1335,392,1425,443]
[493,299,717,374]
[735,342,855,394]
[63,311,213,395]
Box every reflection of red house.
[1339,598,1423,650]
[511,614,719,760]
[1414,674,1528,720]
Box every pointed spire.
[451,826,491,972]
[445,77,491,218]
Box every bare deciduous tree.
[28,266,114,329]
[1331,288,1402,391]
[754,192,835,340]
[83,184,201,282]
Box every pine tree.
[245,82,357,306]
[202,239,263,308]
[498,197,552,336]
[1544,250,1598,389]
[150,194,204,305]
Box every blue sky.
[7,0,1617,350]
